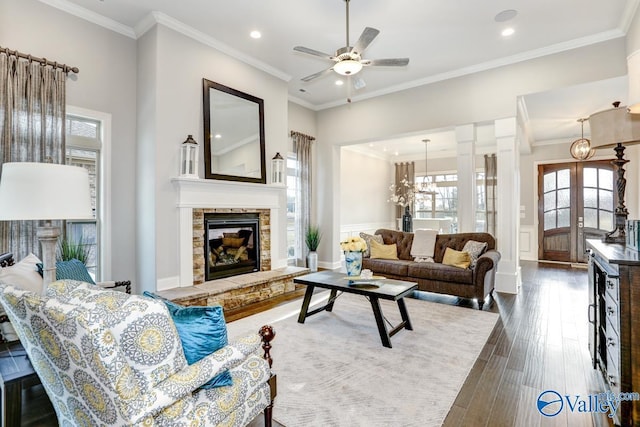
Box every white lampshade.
[588,105,640,149]
[0,162,93,221]
[628,50,640,114]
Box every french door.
[538,161,614,263]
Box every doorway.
[538,160,614,263]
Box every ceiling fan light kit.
[293,0,409,90]
[334,59,363,76]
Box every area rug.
[227,292,499,427]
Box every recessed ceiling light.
[250,30,261,39]
[501,27,515,37]
[335,80,344,86]
[394,151,399,156]
[214,134,222,139]
[494,9,518,22]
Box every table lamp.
[588,102,640,243]
[0,162,93,291]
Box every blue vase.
[344,251,363,276]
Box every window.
[65,115,101,278]
[414,171,487,232]
[286,153,298,264]
[414,173,458,231]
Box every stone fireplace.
[192,208,271,284]
[172,177,287,290]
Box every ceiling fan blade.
[301,67,334,82]
[350,27,380,56]
[361,58,410,67]
[353,76,366,91]
[293,46,335,60]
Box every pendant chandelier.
[418,139,437,194]
[570,118,595,160]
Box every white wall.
[339,149,394,237]
[2,0,138,283]
[136,23,289,291]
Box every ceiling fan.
[293,0,409,84]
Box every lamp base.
[37,225,60,292]
[602,225,626,244]
[602,143,630,244]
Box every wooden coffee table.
[294,271,418,348]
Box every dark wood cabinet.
[587,239,640,426]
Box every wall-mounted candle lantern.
[180,135,199,178]
[271,152,285,185]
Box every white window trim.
[67,106,112,281]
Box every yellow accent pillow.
[369,240,399,260]
[442,247,471,269]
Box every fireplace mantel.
[171,177,287,290]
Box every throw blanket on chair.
[411,229,438,262]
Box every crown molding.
[315,29,626,111]
[140,12,291,83]
[38,0,136,38]
[620,0,640,34]
[287,94,318,111]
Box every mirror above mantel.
[203,78,266,184]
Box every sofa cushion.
[362,258,413,277]
[462,240,488,268]
[442,248,471,269]
[369,240,399,260]
[359,232,383,258]
[407,261,474,284]
[143,292,232,389]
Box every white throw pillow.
[0,253,44,341]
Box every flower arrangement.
[340,236,367,252]
[388,176,415,207]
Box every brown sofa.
[362,229,501,309]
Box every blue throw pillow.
[37,259,96,284]
[143,292,232,388]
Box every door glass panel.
[599,169,613,190]
[557,208,570,228]
[544,192,556,211]
[557,169,570,189]
[584,188,597,208]
[544,173,556,193]
[544,211,556,231]
[600,211,613,231]
[584,208,598,228]
[584,168,597,187]
[557,189,570,208]
[599,189,613,211]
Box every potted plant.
[57,235,92,264]
[305,225,322,272]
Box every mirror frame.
[203,78,266,184]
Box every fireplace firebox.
[205,213,260,281]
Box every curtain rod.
[290,130,316,141]
[0,46,79,74]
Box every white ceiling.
[42,0,638,158]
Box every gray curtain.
[291,131,315,266]
[484,154,497,236]
[394,162,415,218]
[0,52,67,259]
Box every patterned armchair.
[0,280,276,426]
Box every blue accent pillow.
[37,259,96,285]
[143,292,232,389]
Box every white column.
[494,118,521,294]
[455,124,476,232]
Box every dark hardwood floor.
[21,261,609,426]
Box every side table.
[0,341,41,427]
